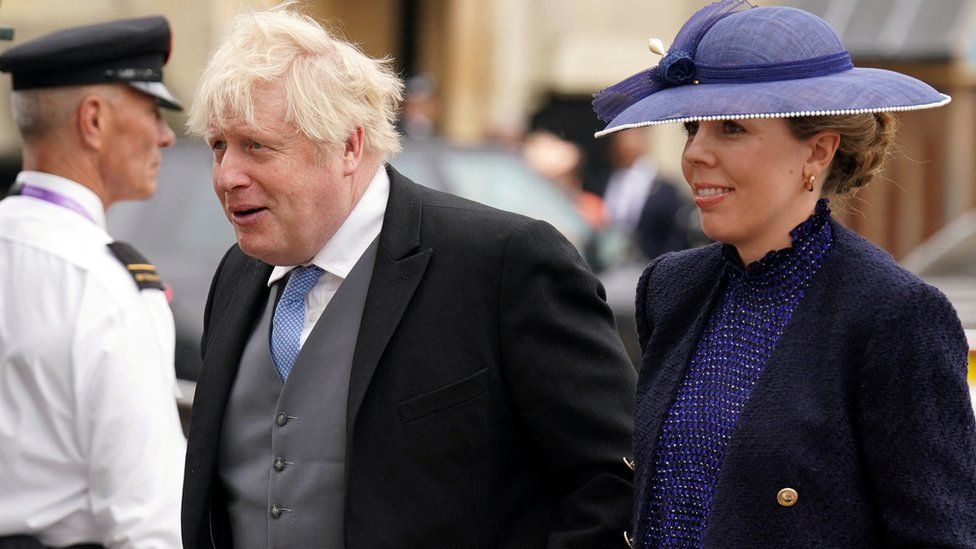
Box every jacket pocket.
[398,368,489,423]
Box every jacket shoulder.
[389,166,544,247]
[641,243,724,291]
[829,221,947,303]
[635,243,723,347]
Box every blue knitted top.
[640,199,834,547]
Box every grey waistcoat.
[217,240,378,548]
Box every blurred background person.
[0,17,185,548]
[594,1,976,546]
[397,73,439,140]
[522,129,609,230]
[601,128,692,261]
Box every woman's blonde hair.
[786,112,899,195]
[186,3,404,162]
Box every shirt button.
[274,457,286,472]
[275,412,288,426]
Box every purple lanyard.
[19,184,97,224]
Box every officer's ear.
[76,93,109,151]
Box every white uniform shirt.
[0,172,185,548]
[267,166,389,347]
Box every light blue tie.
[271,265,324,381]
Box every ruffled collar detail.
[722,198,833,283]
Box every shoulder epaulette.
[107,241,165,291]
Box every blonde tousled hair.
[186,3,404,161]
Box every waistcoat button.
[270,504,283,518]
[275,412,288,426]
[274,457,286,472]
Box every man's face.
[100,85,175,204]
[206,83,363,266]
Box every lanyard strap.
[19,184,97,224]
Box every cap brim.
[596,68,950,137]
[128,81,182,111]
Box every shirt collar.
[267,166,390,287]
[15,171,108,230]
[722,198,833,281]
[629,156,658,182]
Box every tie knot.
[282,265,324,301]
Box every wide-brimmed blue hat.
[593,0,949,137]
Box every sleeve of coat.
[635,253,668,353]
[199,244,236,360]
[857,281,976,547]
[497,219,638,548]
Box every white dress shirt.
[0,172,185,548]
[603,156,658,231]
[267,166,390,347]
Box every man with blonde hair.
[182,5,636,547]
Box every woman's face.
[681,118,823,262]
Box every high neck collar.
[723,198,832,281]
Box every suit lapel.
[187,252,272,487]
[346,167,431,435]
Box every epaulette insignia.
[107,241,166,291]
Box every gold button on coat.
[777,487,798,507]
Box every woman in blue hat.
[595,1,976,547]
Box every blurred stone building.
[0,0,973,258]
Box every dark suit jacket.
[633,176,691,261]
[182,167,638,548]
[631,219,976,547]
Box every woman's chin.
[699,216,737,245]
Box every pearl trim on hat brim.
[595,94,950,138]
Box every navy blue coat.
[632,219,976,547]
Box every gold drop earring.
[804,174,815,192]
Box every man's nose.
[214,149,250,192]
[158,119,176,148]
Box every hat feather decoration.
[593,0,753,123]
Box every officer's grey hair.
[11,85,124,142]
[10,88,80,141]
[186,2,405,162]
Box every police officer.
[0,17,185,548]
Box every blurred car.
[900,210,976,409]
[108,139,645,424]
